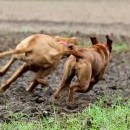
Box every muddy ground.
[0,0,130,122]
[0,32,130,122]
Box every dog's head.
[55,36,78,46]
[90,35,113,55]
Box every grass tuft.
[112,42,130,53]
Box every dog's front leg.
[26,78,48,92]
[26,79,39,92]
[89,66,107,89]
[0,63,28,93]
[36,78,48,87]
[68,84,79,103]
[97,65,107,80]
[26,68,52,92]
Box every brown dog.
[53,35,112,103]
[0,34,77,93]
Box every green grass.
[112,42,130,52]
[78,41,130,53]
[1,98,130,130]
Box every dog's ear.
[106,35,112,52]
[54,36,61,42]
[90,37,98,45]
[69,37,78,45]
[55,36,77,45]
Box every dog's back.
[67,35,112,77]
[66,45,107,78]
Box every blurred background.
[0,0,130,42]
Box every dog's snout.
[68,44,74,50]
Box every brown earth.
[0,0,130,122]
[0,32,130,122]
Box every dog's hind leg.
[53,72,74,99]
[0,63,28,93]
[0,56,16,76]
[68,63,91,103]
[53,60,75,99]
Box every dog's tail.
[0,49,26,58]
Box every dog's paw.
[52,92,60,99]
[0,72,4,77]
[50,96,57,102]
[26,87,34,93]
[67,102,78,110]
[51,89,60,99]
[52,95,60,100]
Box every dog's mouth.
[58,41,69,46]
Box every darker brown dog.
[53,35,112,103]
[0,34,77,93]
